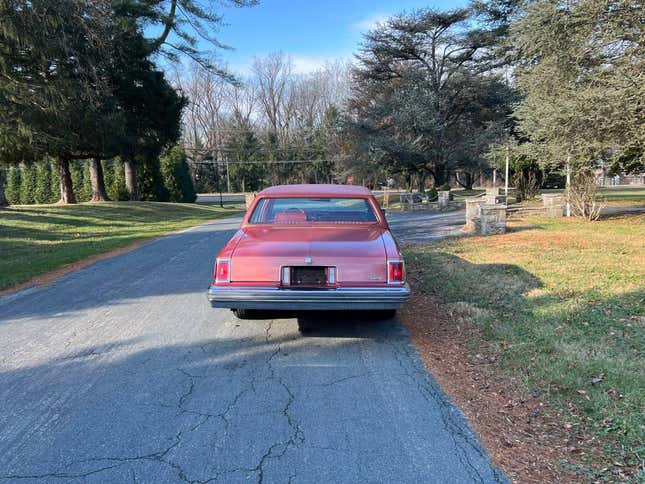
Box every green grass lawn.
[406,215,644,473]
[0,202,241,291]
[539,186,645,205]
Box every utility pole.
[504,145,510,201]
[565,153,571,217]
[226,160,231,193]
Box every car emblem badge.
[304,257,313,265]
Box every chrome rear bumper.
[207,284,411,310]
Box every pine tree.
[49,160,60,203]
[34,160,54,204]
[0,167,7,207]
[160,145,197,202]
[70,161,88,202]
[5,165,20,204]
[137,155,169,201]
[107,159,129,201]
[19,163,36,204]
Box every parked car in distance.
[207,184,411,328]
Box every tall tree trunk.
[57,157,77,204]
[432,164,447,186]
[0,169,8,207]
[89,158,110,202]
[417,172,426,193]
[123,158,139,201]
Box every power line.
[189,159,333,165]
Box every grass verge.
[404,215,644,479]
[0,202,241,291]
[540,186,645,205]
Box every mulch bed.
[399,291,607,483]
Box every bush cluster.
[4,145,195,205]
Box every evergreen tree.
[225,123,265,192]
[160,145,197,202]
[107,159,129,201]
[49,160,60,203]
[0,167,7,207]
[70,161,92,202]
[511,0,644,171]
[5,165,21,204]
[349,8,513,190]
[34,160,55,204]
[19,163,36,204]
[137,154,169,201]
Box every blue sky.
[208,0,468,74]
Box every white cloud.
[291,55,331,74]
[352,12,390,32]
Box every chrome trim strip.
[207,284,411,310]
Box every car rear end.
[207,187,411,312]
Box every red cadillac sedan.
[207,184,410,321]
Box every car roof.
[257,184,372,197]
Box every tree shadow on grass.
[405,249,644,462]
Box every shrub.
[34,160,56,204]
[19,163,36,204]
[160,145,197,203]
[427,186,438,201]
[438,183,451,191]
[106,159,129,201]
[5,165,21,204]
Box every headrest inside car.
[274,212,307,223]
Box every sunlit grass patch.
[405,214,645,469]
[0,202,241,291]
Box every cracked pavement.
[0,215,504,483]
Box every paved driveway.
[0,215,503,483]
[387,210,466,243]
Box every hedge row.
[4,145,196,205]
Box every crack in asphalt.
[251,319,305,484]
[0,349,260,483]
[386,333,505,484]
[318,372,370,387]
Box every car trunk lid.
[230,226,388,284]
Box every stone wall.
[478,205,507,235]
[465,198,507,235]
[542,193,564,218]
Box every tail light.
[215,258,231,283]
[388,260,405,283]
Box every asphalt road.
[387,210,466,243]
[0,214,504,483]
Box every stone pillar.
[464,198,485,232]
[542,194,564,217]
[479,204,507,235]
[485,187,504,204]
[438,191,451,208]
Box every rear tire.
[373,309,396,320]
[233,308,256,320]
[298,318,317,334]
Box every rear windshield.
[249,197,378,224]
